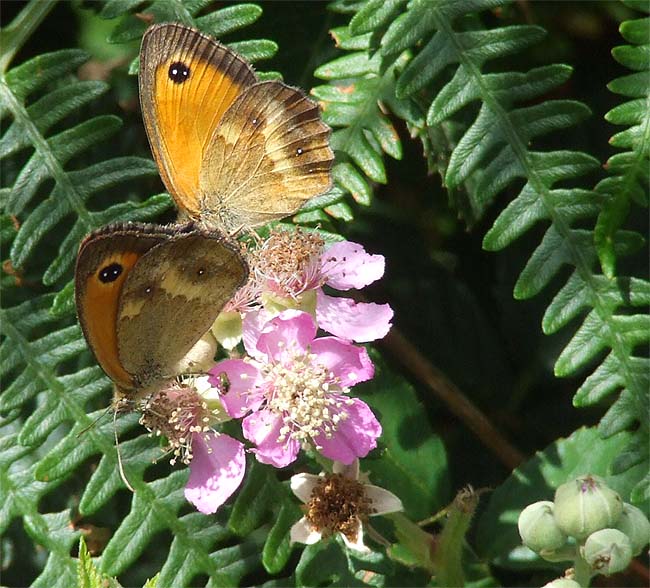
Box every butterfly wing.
[198,81,334,233]
[115,229,247,391]
[75,224,172,393]
[139,23,257,215]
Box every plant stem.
[573,554,593,587]
[432,487,479,588]
[0,0,57,73]
[381,327,525,469]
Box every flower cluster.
[518,474,650,586]
[212,229,393,348]
[138,230,396,533]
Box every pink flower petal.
[310,337,374,387]
[256,310,316,361]
[208,359,264,418]
[242,409,300,468]
[184,434,246,514]
[316,291,393,343]
[321,241,385,291]
[314,398,381,464]
[242,309,274,360]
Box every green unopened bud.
[553,475,623,539]
[518,501,567,553]
[542,579,581,588]
[614,503,650,555]
[582,528,632,575]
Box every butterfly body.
[139,23,334,233]
[75,222,248,400]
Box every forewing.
[140,23,257,214]
[75,224,170,392]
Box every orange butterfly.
[139,23,334,233]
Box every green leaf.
[196,4,263,36]
[78,537,121,588]
[228,40,278,63]
[296,540,370,587]
[262,502,299,574]
[350,0,407,35]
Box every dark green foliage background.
[1,1,648,587]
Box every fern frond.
[390,0,649,487]
[1,5,313,585]
[1,291,299,586]
[102,1,279,72]
[0,293,113,586]
[0,48,170,298]
[594,2,650,278]
[316,0,650,497]
[309,26,412,224]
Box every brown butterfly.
[75,222,248,402]
[139,23,334,233]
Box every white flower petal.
[365,484,403,516]
[290,518,323,545]
[340,521,370,553]
[290,473,320,503]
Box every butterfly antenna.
[77,405,112,437]
[114,409,135,493]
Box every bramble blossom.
[212,229,393,348]
[139,376,245,514]
[290,460,403,552]
[208,310,381,468]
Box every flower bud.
[553,475,623,539]
[614,503,650,555]
[582,528,632,575]
[518,501,567,553]
[542,579,581,588]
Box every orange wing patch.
[82,251,141,390]
[75,227,169,393]
[140,24,257,215]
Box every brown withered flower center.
[304,473,374,541]
[254,229,325,298]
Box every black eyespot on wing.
[197,267,206,277]
[168,61,190,84]
[98,263,123,283]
